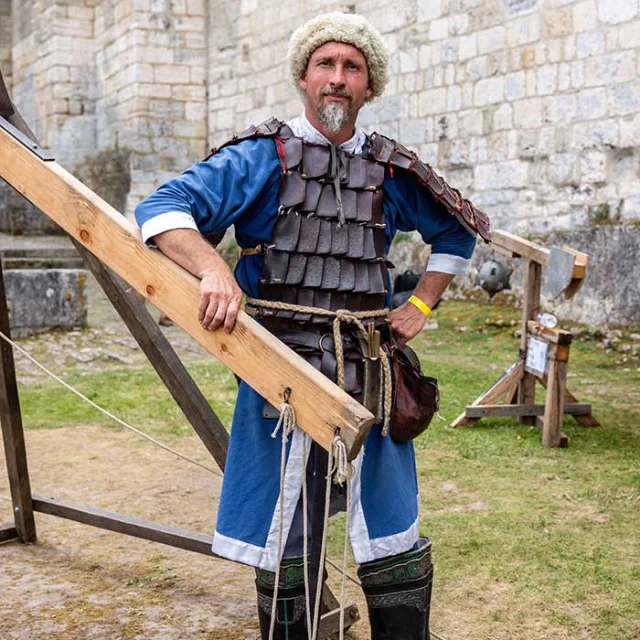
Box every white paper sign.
[525,336,549,376]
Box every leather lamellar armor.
[218,119,391,331]
[213,118,491,402]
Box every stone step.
[2,256,86,270]
[0,233,85,269]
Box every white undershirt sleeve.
[426,253,471,276]
[139,211,199,246]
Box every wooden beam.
[492,230,586,280]
[0,524,18,544]
[451,360,524,427]
[527,321,573,345]
[519,260,542,425]
[75,244,229,471]
[318,604,360,638]
[0,263,37,543]
[0,124,374,459]
[32,494,216,556]
[492,230,549,264]
[541,346,568,447]
[465,403,592,418]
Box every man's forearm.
[413,271,455,308]
[153,228,228,279]
[152,228,243,332]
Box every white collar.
[286,113,367,155]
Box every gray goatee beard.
[318,101,350,133]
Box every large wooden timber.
[0,125,374,459]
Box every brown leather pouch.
[389,344,439,443]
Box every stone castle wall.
[0,0,639,323]
[0,0,11,88]
[207,0,639,236]
[4,0,208,216]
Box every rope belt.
[246,297,394,435]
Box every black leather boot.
[255,556,309,640]
[357,537,433,640]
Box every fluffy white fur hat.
[288,12,389,102]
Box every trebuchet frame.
[452,230,599,446]
[0,70,360,636]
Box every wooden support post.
[541,344,569,447]
[519,260,542,425]
[0,263,36,543]
[75,243,229,471]
[318,584,360,636]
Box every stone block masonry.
[5,0,209,218]
[4,269,88,336]
[207,0,639,238]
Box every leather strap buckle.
[318,333,332,353]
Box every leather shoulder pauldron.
[205,117,289,158]
[363,132,491,243]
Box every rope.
[301,433,313,636]
[0,330,222,478]
[245,298,393,432]
[379,349,393,437]
[268,389,297,640]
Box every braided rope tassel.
[379,347,393,436]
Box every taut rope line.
[0,330,222,478]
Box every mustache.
[321,87,352,99]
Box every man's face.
[298,41,373,133]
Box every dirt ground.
[0,276,370,640]
[0,425,370,640]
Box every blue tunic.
[135,135,476,569]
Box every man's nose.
[328,64,346,86]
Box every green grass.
[14,299,640,639]
[19,364,238,435]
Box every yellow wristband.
[408,295,431,317]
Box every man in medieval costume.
[135,12,490,640]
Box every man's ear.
[298,72,308,92]
[365,85,373,100]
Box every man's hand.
[198,262,243,332]
[153,228,243,333]
[389,271,455,345]
[390,301,427,346]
